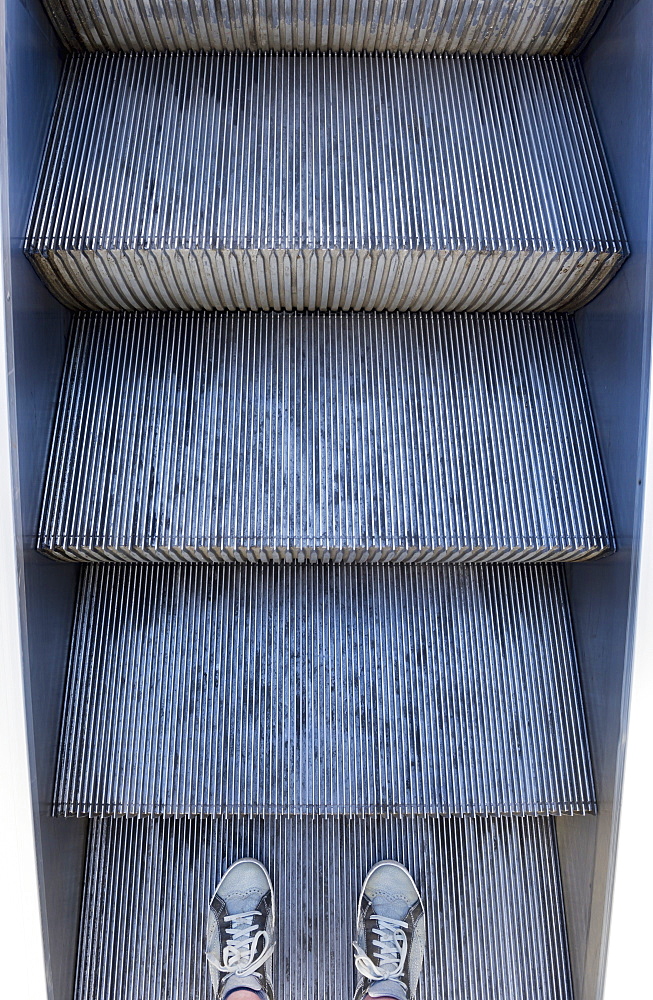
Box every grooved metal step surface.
[55,562,594,817]
[76,816,573,1000]
[26,52,626,313]
[39,311,613,566]
[43,0,605,55]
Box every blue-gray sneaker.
[352,860,425,1000]
[206,858,275,1000]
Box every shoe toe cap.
[364,861,420,914]
[211,858,273,916]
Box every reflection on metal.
[39,310,614,565]
[55,562,595,817]
[76,816,573,1000]
[26,52,626,313]
[43,0,605,55]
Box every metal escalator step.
[39,310,613,566]
[55,562,594,817]
[76,815,573,1000]
[26,52,626,313]
[43,0,605,56]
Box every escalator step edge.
[55,561,595,817]
[26,52,626,314]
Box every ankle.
[224,991,262,1000]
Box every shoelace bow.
[353,914,409,981]
[207,910,274,977]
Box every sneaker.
[352,860,425,1000]
[206,858,275,1000]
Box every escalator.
[1,0,651,999]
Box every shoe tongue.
[372,893,407,921]
[225,891,261,915]
[367,980,407,1000]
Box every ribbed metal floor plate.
[44,0,604,55]
[76,816,573,1000]
[26,53,625,313]
[55,562,594,817]
[39,310,613,565]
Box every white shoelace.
[207,910,274,977]
[353,914,409,982]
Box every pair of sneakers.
[206,858,425,1000]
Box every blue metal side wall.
[4,2,82,998]
[561,1,653,998]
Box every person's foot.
[352,860,425,1000]
[206,858,275,1000]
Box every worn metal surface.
[39,310,613,565]
[26,52,626,313]
[76,816,573,1000]
[42,0,606,55]
[54,562,594,817]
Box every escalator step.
[39,310,613,566]
[26,52,625,313]
[43,0,605,56]
[75,815,573,1000]
[55,562,594,817]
